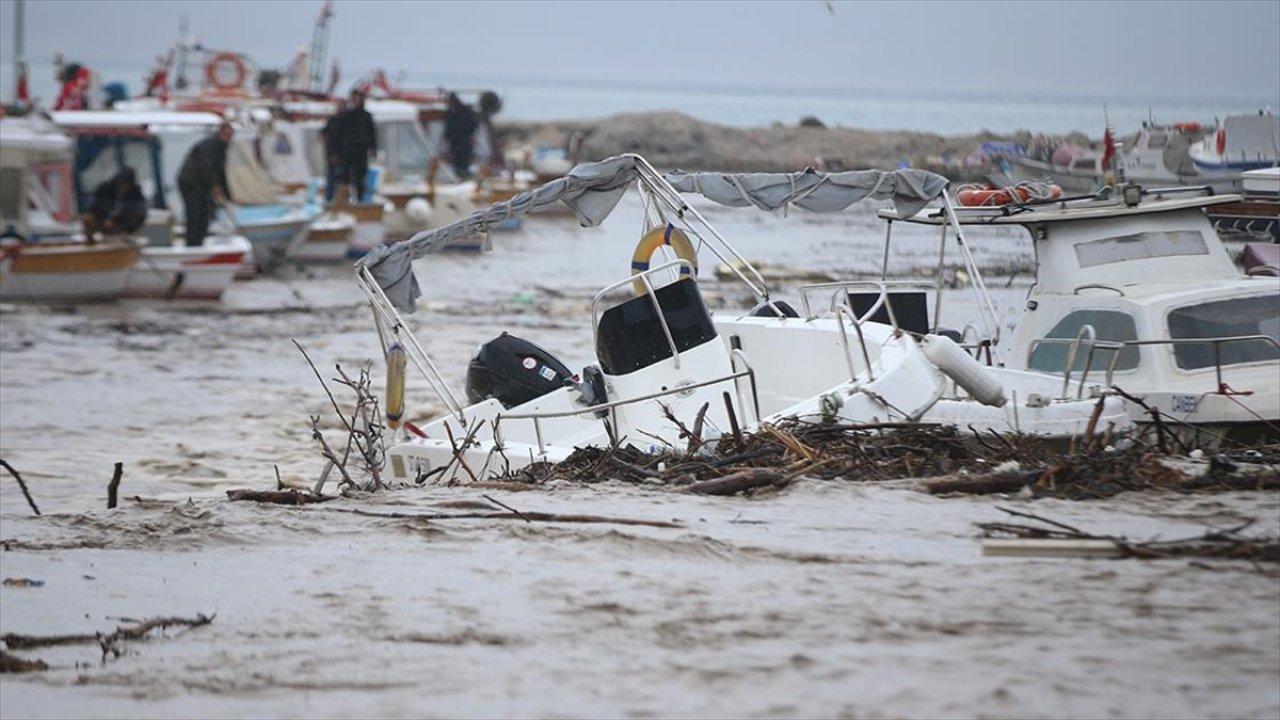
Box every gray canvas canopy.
[359,154,948,312]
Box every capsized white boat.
[356,155,1130,485]
[880,184,1280,445]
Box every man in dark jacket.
[335,90,376,202]
[177,122,233,246]
[321,99,347,203]
[83,167,148,238]
[443,92,478,179]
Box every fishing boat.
[356,155,1128,484]
[124,234,251,300]
[996,121,1241,194]
[1207,167,1280,242]
[0,115,141,302]
[286,208,356,263]
[880,185,1280,445]
[1188,111,1280,173]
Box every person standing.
[443,92,478,179]
[321,99,347,203]
[335,90,376,202]
[177,122,233,246]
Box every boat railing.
[357,263,467,421]
[497,357,760,456]
[590,258,697,371]
[1105,335,1280,395]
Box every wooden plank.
[982,538,1124,559]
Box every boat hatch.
[1074,229,1208,268]
[848,290,930,335]
[595,277,717,376]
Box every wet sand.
[1,194,1277,718]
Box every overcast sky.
[2,0,1277,100]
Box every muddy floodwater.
[2,195,1278,719]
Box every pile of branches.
[293,340,386,495]
[980,507,1279,564]
[495,408,1279,500]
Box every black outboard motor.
[466,333,574,408]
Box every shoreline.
[496,111,1093,179]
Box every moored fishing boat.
[1,238,140,302]
[286,209,356,263]
[124,235,251,300]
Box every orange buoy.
[205,52,247,94]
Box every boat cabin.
[0,117,78,241]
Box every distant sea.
[3,60,1275,137]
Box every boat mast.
[308,1,334,94]
[11,0,24,105]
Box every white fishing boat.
[124,234,251,300]
[881,185,1280,445]
[1207,167,1280,241]
[1,115,141,302]
[356,155,1128,484]
[286,209,356,263]
[1188,111,1280,173]
[996,121,1242,194]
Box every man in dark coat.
[443,92,478,179]
[321,99,347,203]
[83,167,148,238]
[177,122,233,246]
[335,90,376,202]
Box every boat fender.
[920,334,1006,407]
[631,223,697,295]
[385,343,407,429]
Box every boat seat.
[596,278,718,375]
[847,290,930,335]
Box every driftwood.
[686,469,784,496]
[979,507,1279,563]
[1,614,214,668]
[226,489,335,505]
[106,462,123,509]
[318,506,682,528]
[0,458,40,516]
[0,650,48,673]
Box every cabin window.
[1147,133,1168,149]
[1028,310,1140,373]
[0,167,22,222]
[1074,230,1208,267]
[1072,158,1096,171]
[1167,295,1280,370]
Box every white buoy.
[920,334,1007,407]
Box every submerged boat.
[881,185,1280,445]
[356,155,1128,484]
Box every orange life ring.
[1215,128,1226,156]
[205,52,247,93]
[957,184,1062,207]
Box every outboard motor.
[466,333,574,408]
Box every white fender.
[920,334,1007,407]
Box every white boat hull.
[0,240,139,302]
[125,236,251,300]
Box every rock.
[798,115,826,128]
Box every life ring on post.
[630,223,697,295]
[205,52,247,94]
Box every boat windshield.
[1167,294,1280,370]
[1029,309,1141,373]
